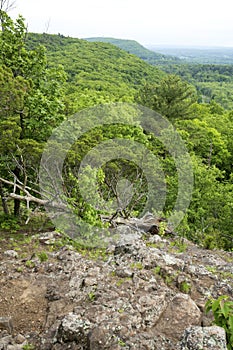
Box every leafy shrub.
[205,295,233,349]
[0,214,20,232]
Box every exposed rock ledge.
[0,225,232,349]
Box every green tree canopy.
[0,11,66,216]
[136,75,197,120]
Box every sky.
[10,0,233,47]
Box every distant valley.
[147,45,233,64]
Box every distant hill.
[27,33,165,83]
[26,33,166,105]
[85,37,181,65]
[25,34,233,110]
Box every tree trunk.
[13,110,25,217]
[0,180,9,215]
[13,166,21,217]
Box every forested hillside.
[86,37,233,110]
[85,37,180,65]
[0,12,232,250]
[26,33,165,112]
[162,64,233,110]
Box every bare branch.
[0,0,16,13]
[0,176,67,211]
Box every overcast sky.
[10,0,233,47]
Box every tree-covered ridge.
[85,37,180,65]
[26,33,170,113]
[83,37,233,110]
[27,34,164,85]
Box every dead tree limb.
[0,176,67,211]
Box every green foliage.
[136,74,197,120]
[161,63,233,110]
[0,214,20,232]
[117,338,126,347]
[205,296,233,349]
[158,221,167,237]
[130,262,143,270]
[0,11,66,140]
[206,266,218,274]
[85,37,180,66]
[176,118,230,169]
[37,251,48,262]
[22,344,35,350]
[169,239,188,253]
[116,277,132,287]
[118,308,124,314]
[61,112,166,225]
[87,291,96,302]
[25,260,35,268]
[16,266,24,273]
[147,241,166,249]
[153,266,161,275]
[26,32,165,113]
[182,155,233,250]
[0,11,66,217]
[165,274,175,286]
[85,40,233,110]
[179,281,191,294]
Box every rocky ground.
[0,225,233,349]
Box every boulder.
[57,313,91,344]
[155,293,202,341]
[180,325,227,350]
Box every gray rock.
[114,225,142,245]
[2,219,233,350]
[0,335,13,348]
[87,322,124,350]
[14,334,26,344]
[180,325,227,350]
[6,345,24,350]
[57,313,91,344]
[0,317,13,334]
[115,267,133,278]
[39,231,61,245]
[4,250,18,258]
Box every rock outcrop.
[0,224,232,349]
[180,326,227,350]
